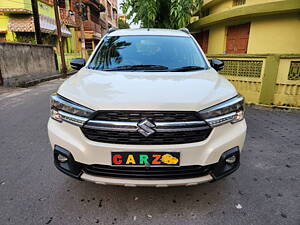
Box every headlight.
[50,93,94,126]
[199,95,245,127]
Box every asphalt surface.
[0,79,299,225]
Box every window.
[288,61,300,80]
[113,9,117,20]
[202,8,210,17]
[107,2,112,19]
[233,0,246,6]
[0,34,6,42]
[82,5,88,21]
[194,30,209,53]
[226,23,250,54]
[88,35,208,71]
[90,7,100,24]
[85,40,93,50]
[58,0,66,8]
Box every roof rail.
[178,28,190,34]
[107,27,118,34]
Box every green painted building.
[0,0,78,53]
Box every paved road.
[0,79,299,225]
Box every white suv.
[48,28,246,187]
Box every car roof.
[107,28,190,37]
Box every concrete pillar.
[259,54,280,105]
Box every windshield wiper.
[170,66,205,72]
[103,65,169,71]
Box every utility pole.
[31,0,42,44]
[54,0,67,78]
[78,0,86,59]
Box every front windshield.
[87,35,208,71]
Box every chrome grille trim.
[58,110,89,126]
[84,120,209,132]
[84,120,137,132]
[205,112,237,127]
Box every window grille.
[288,61,300,80]
[219,60,263,78]
[233,0,246,6]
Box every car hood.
[57,68,237,111]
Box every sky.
[118,0,141,28]
[118,0,124,13]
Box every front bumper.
[81,173,214,187]
[53,145,240,187]
[48,118,246,187]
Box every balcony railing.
[60,8,77,27]
[83,20,101,33]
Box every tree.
[121,0,202,29]
[118,18,130,29]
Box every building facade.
[188,0,300,107]
[189,0,300,55]
[76,0,118,52]
[0,0,78,53]
[0,0,118,53]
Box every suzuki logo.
[137,119,156,137]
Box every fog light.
[57,154,68,163]
[225,155,237,164]
[231,110,244,123]
[51,109,62,122]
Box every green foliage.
[14,32,57,46]
[118,18,130,29]
[15,32,36,44]
[121,0,202,29]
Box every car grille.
[91,111,200,122]
[81,111,212,145]
[83,164,213,179]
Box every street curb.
[18,71,77,88]
[247,103,300,111]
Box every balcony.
[83,0,106,12]
[60,8,77,27]
[189,0,300,30]
[83,20,100,32]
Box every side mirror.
[70,58,86,70]
[210,59,224,71]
